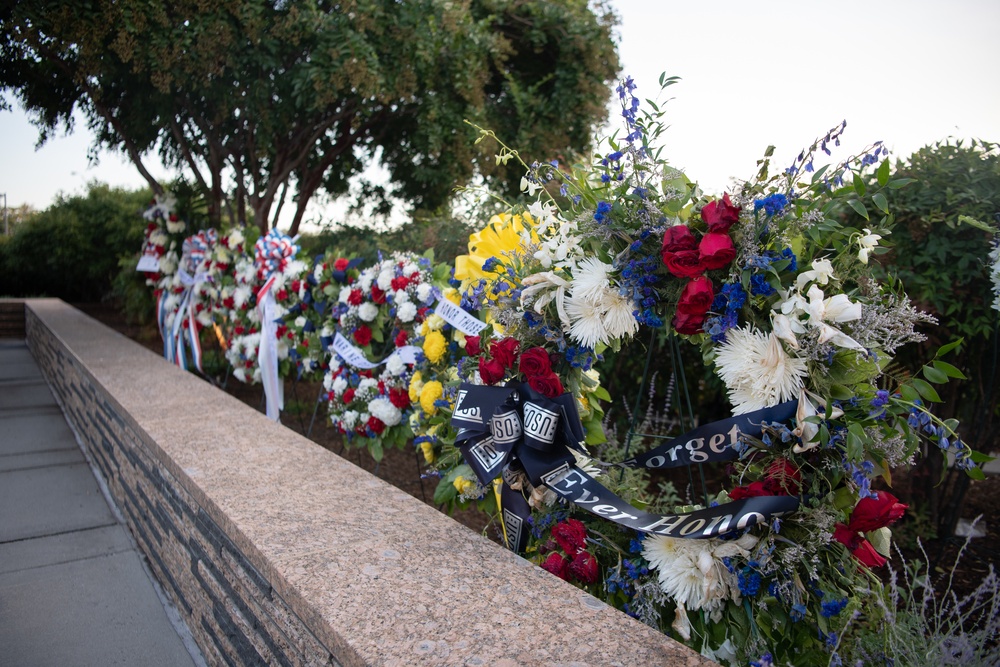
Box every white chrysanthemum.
[714,327,808,414]
[358,302,379,322]
[416,282,433,303]
[166,218,186,234]
[600,290,639,340]
[564,293,610,349]
[395,289,410,304]
[397,301,417,323]
[368,397,402,427]
[358,270,374,292]
[377,270,393,291]
[196,310,212,327]
[571,257,612,304]
[342,410,359,428]
[286,259,307,278]
[642,536,706,611]
[159,253,178,275]
[331,376,348,394]
[402,261,419,276]
[358,377,378,397]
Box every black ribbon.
[451,385,800,551]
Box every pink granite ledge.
[25,299,716,667]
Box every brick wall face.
[26,308,340,667]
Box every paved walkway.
[0,339,202,666]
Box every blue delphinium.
[754,193,790,217]
[750,274,776,297]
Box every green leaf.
[872,192,889,214]
[369,440,384,462]
[970,450,996,464]
[433,477,458,505]
[853,173,866,197]
[848,199,869,220]
[921,365,949,384]
[886,178,917,189]
[965,467,986,481]
[932,360,967,380]
[935,339,964,358]
[911,378,942,402]
[876,158,891,187]
[829,384,854,400]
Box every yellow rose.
[422,330,447,364]
[408,371,424,404]
[419,380,444,415]
[420,440,435,464]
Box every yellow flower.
[422,330,447,364]
[442,287,461,305]
[420,440,435,464]
[419,380,444,415]
[453,476,477,495]
[408,371,424,404]
[454,211,536,283]
[425,314,446,331]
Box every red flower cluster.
[472,337,564,398]
[833,491,908,568]
[661,194,740,335]
[728,458,801,500]
[540,519,599,584]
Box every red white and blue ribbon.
[166,230,216,372]
[254,230,299,421]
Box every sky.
[1,0,998,224]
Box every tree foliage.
[0,0,620,234]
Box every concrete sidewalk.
[0,339,202,666]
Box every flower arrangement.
[436,76,986,665]
[156,229,220,371]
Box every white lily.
[771,312,801,350]
[519,175,541,196]
[857,228,883,264]
[795,257,836,291]
[805,285,865,350]
[520,271,571,324]
[793,389,844,453]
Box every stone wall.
[21,299,714,667]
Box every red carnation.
[479,357,506,385]
[541,552,569,581]
[276,325,288,339]
[728,481,768,501]
[334,257,349,271]
[518,347,552,379]
[701,193,741,232]
[391,276,410,291]
[371,285,387,304]
[663,249,705,279]
[568,551,599,584]
[847,492,908,533]
[342,388,356,404]
[464,335,482,357]
[490,337,521,370]
[552,519,588,555]
[528,372,564,399]
[673,310,707,336]
[348,289,363,306]
[353,325,372,347]
[276,289,288,301]
[395,330,408,347]
[676,276,714,316]
[389,387,410,409]
[367,416,386,435]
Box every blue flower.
[738,569,762,597]
[482,257,501,273]
[753,193,790,217]
[821,597,848,618]
[594,200,613,224]
[790,603,807,622]
[750,274,776,297]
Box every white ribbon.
[332,332,422,369]
[257,277,284,421]
[434,299,488,335]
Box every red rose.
[395,330,408,347]
[371,285,387,304]
[479,357,506,385]
[833,523,861,550]
[348,289,363,306]
[389,387,410,409]
[699,232,737,270]
[676,276,714,316]
[851,539,887,568]
[673,310,707,336]
[490,337,521,370]
[342,388,356,404]
[528,372,564,398]
[541,552,569,580]
[334,257,349,271]
[552,519,588,555]
[464,335,481,357]
[367,416,386,435]
[276,289,289,301]
[847,492,908,533]
[568,551,599,584]
[701,193,741,232]
[728,481,768,501]
[662,225,698,253]
[518,347,552,379]
[353,325,372,347]
[663,249,705,279]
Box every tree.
[0,0,620,234]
